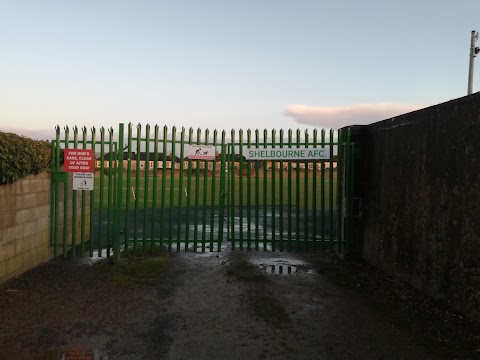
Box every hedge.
[0,131,52,185]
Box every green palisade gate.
[225,127,352,252]
[50,123,354,258]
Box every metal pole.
[468,30,479,95]
[114,123,125,263]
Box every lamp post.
[468,30,479,95]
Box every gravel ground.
[0,244,479,360]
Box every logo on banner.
[185,145,215,160]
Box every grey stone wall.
[352,93,480,322]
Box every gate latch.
[52,171,68,184]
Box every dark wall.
[353,93,480,322]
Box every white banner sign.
[185,145,216,160]
[72,172,94,191]
[244,147,331,160]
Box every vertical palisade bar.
[169,126,177,251]
[229,130,235,250]
[98,127,105,257]
[312,129,318,252]
[279,129,284,252]
[80,126,88,255]
[125,124,133,249]
[336,129,344,252]
[218,131,227,251]
[114,123,124,263]
[143,124,151,249]
[254,130,260,251]
[134,124,142,251]
[49,138,55,252]
[72,126,78,257]
[295,129,301,251]
[321,129,326,250]
[329,129,335,248]
[107,128,114,256]
[201,129,209,251]
[193,128,201,251]
[287,129,293,252]
[89,127,96,257]
[185,128,194,250]
[226,144,231,242]
[62,126,70,256]
[209,130,218,251]
[151,125,159,250]
[246,130,252,250]
[62,126,69,257]
[177,127,185,251]
[238,129,244,251]
[112,142,118,252]
[271,129,276,252]
[262,129,267,251]
[160,126,168,251]
[303,130,309,251]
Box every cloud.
[0,127,56,141]
[285,103,424,128]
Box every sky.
[0,0,479,140]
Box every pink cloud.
[285,103,424,128]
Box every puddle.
[262,264,296,274]
[258,263,315,275]
[80,242,222,265]
[251,257,316,275]
[80,248,115,265]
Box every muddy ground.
[0,245,479,360]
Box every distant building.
[96,152,337,173]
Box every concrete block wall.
[0,172,91,283]
[0,172,52,282]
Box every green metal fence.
[50,123,353,258]
[226,128,353,252]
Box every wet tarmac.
[1,242,476,359]
[61,347,108,359]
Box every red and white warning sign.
[64,149,95,173]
